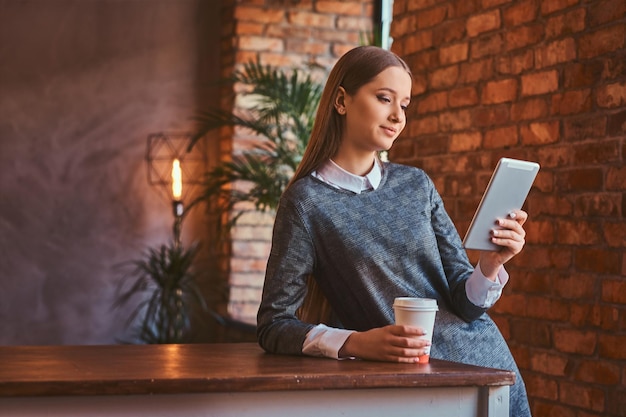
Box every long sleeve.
[256,198,316,355]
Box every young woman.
[256,46,531,417]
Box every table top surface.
[0,343,515,397]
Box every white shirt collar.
[313,159,382,194]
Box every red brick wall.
[219,0,374,324]
[389,1,625,416]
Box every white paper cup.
[393,297,438,363]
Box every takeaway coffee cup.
[393,297,438,364]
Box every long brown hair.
[293,46,412,324]
[287,46,412,189]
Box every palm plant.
[114,242,207,344]
[186,61,323,225]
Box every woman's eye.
[377,95,391,103]
[401,105,408,111]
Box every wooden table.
[0,343,514,417]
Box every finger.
[508,209,528,226]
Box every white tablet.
[462,158,540,251]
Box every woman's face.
[339,66,412,154]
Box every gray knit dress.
[257,162,531,417]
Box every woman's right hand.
[338,325,431,363]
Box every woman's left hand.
[478,209,528,279]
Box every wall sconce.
[146,132,206,246]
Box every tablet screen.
[462,158,540,251]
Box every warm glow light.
[171,159,182,200]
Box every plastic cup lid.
[393,297,438,309]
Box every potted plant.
[186,61,323,221]
[114,241,208,344]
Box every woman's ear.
[334,86,347,115]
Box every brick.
[503,0,538,27]
[417,91,447,114]
[552,89,592,115]
[484,125,518,148]
[336,16,372,32]
[449,86,478,107]
[588,0,626,27]
[563,114,607,141]
[407,0,440,11]
[602,51,626,81]
[288,10,335,28]
[505,23,544,51]
[556,220,602,245]
[606,166,626,190]
[535,38,577,69]
[607,109,626,136]
[520,121,559,145]
[438,109,472,131]
[482,0,512,7]
[492,294,528,315]
[607,387,626,416]
[510,318,552,347]
[235,21,265,35]
[496,49,534,75]
[596,82,626,108]
[603,223,626,247]
[459,58,494,83]
[405,30,434,54]
[510,97,549,120]
[439,42,469,65]
[258,52,304,68]
[540,0,579,15]
[532,402,574,417]
[407,49,439,71]
[554,328,597,355]
[528,194,572,216]
[316,1,364,15]
[558,381,605,412]
[416,5,449,29]
[521,70,559,96]
[235,6,285,23]
[602,279,626,304]
[525,374,559,401]
[524,220,556,244]
[473,105,511,127]
[545,7,586,39]
[409,115,439,135]
[524,296,570,321]
[481,78,518,104]
[286,39,329,55]
[557,168,603,192]
[415,135,449,155]
[574,193,622,217]
[575,248,622,274]
[449,132,482,152]
[579,24,626,59]
[599,334,626,359]
[239,36,284,52]
[451,0,481,17]
[470,33,503,59]
[564,61,602,89]
[554,273,596,300]
[433,19,466,44]
[466,9,501,37]
[230,257,269,273]
[428,65,459,89]
[573,140,620,165]
[390,14,416,39]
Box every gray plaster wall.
[0,0,221,345]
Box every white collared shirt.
[302,159,508,359]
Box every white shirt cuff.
[302,324,355,359]
[466,262,509,308]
